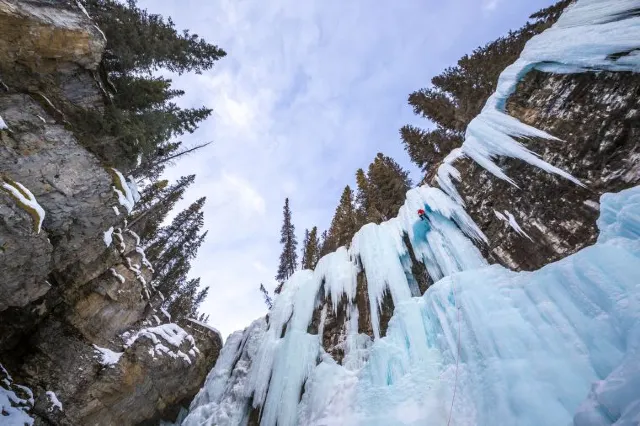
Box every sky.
[138,0,557,340]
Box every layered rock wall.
[0,2,221,425]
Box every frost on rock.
[135,246,155,273]
[437,0,640,200]
[125,255,151,299]
[1,363,34,425]
[187,318,221,337]
[45,391,62,412]
[160,307,171,321]
[103,226,114,247]
[110,168,138,214]
[124,323,199,365]
[93,345,123,367]
[109,267,125,284]
[1,179,46,233]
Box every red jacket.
[418,209,425,215]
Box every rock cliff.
[0,1,221,424]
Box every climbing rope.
[447,277,462,426]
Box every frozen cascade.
[178,1,640,425]
[181,186,640,426]
[437,0,640,198]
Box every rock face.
[0,2,221,425]
[446,70,640,271]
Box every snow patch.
[160,307,171,321]
[93,345,123,366]
[45,391,62,412]
[0,114,7,129]
[112,206,120,216]
[1,180,46,233]
[1,363,34,425]
[124,324,199,364]
[109,267,125,284]
[110,168,137,214]
[187,318,221,336]
[103,227,114,247]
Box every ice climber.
[418,208,428,221]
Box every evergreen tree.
[84,0,226,75]
[129,174,196,242]
[275,198,298,292]
[72,0,224,173]
[259,284,273,309]
[324,186,358,253]
[365,153,412,222]
[354,168,371,226]
[353,154,412,225]
[319,230,330,257]
[301,227,320,270]
[399,0,571,178]
[146,197,207,300]
[166,277,209,321]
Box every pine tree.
[275,198,297,292]
[301,227,320,270]
[365,153,412,222]
[166,277,209,321]
[319,230,330,257]
[259,284,273,309]
[146,197,207,301]
[354,168,371,226]
[324,186,358,252]
[84,0,226,75]
[129,174,195,242]
[72,0,224,173]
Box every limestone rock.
[19,320,222,426]
[0,0,105,73]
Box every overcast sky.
[138,0,556,340]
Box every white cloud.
[483,0,501,11]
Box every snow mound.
[123,324,199,365]
[1,363,34,425]
[103,226,114,247]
